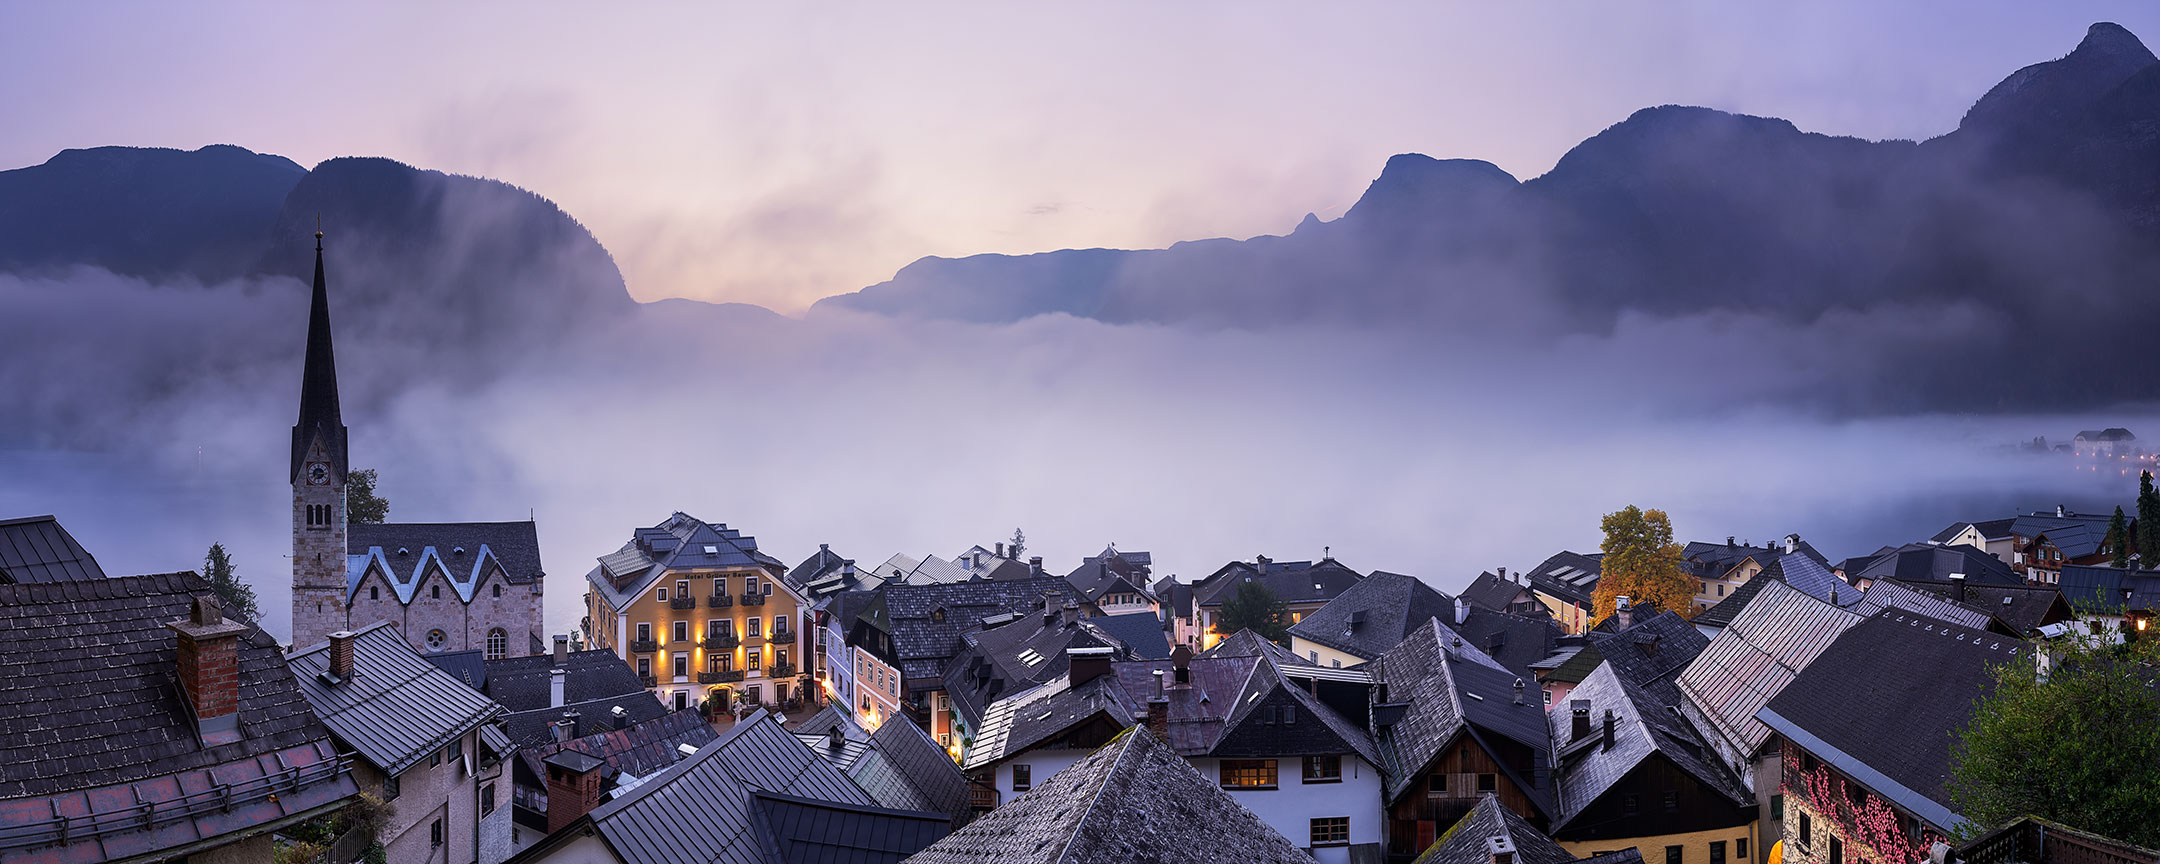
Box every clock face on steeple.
[307,462,331,486]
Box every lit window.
[749,648,762,670]
[1310,817,1349,846]
[749,617,762,637]
[1219,759,1277,789]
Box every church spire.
[290,226,348,484]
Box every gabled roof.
[1413,795,1585,864]
[1288,570,1457,661]
[1524,551,1603,607]
[425,648,488,690]
[879,577,1086,681]
[1897,579,2076,634]
[1850,579,2008,634]
[1585,610,1709,700]
[1691,569,1775,629]
[288,622,505,776]
[581,711,906,864]
[586,513,788,614]
[795,711,971,822]
[502,693,673,753]
[1370,618,1552,810]
[2057,564,2160,614]
[783,544,850,596]
[1773,551,1865,609]
[1675,580,1861,762]
[910,728,1312,864]
[0,515,107,583]
[1851,542,2022,587]
[1090,611,1172,659]
[1206,653,1382,769]
[1550,664,1749,832]
[1929,519,2017,545]
[485,648,650,714]
[747,790,950,864]
[1199,628,1307,665]
[1194,557,1364,609]
[1759,610,2023,832]
[2009,512,2113,554]
[1460,571,1531,612]
[1537,644,1602,686]
[876,553,975,586]
[1064,553,1155,605]
[1451,606,1566,681]
[940,614,1135,733]
[518,709,716,806]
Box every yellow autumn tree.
[1593,505,1696,623]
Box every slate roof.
[1451,606,1566,681]
[2056,564,2160,615]
[1411,795,1582,864]
[1288,570,1458,661]
[1691,571,1776,629]
[1674,580,1860,763]
[586,513,788,614]
[941,614,1139,730]
[1929,518,2017,545]
[784,544,850,596]
[1369,618,1553,811]
[1524,551,1603,607]
[1758,610,2024,831]
[1584,610,1709,701]
[503,693,673,752]
[1460,571,1531,612]
[879,577,1086,681]
[1851,543,2023,587]
[1537,644,1602,686]
[1064,549,1156,605]
[1896,580,2076,634]
[1091,611,1172,659]
[524,709,715,786]
[1194,557,1364,609]
[484,648,649,714]
[580,711,925,864]
[290,237,348,485]
[2010,513,2113,559]
[908,727,1312,864]
[425,648,488,690]
[346,521,544,610]
[1154,576,1194,618]
[0,573,334,799]
[875,553,975,586]
[749,791,950,864]
[1772,551,1865,609]
[288,621,505,776]
[1199,629,1307,665]
[1550,664,1749,833]
[795,710,971,822]
[0,515,107,583]
[1849,579,2004,633]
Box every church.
[289,229,547,658]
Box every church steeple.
[290,227,347,485]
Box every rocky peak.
[1959,21,2157,134]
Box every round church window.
[426,629,448,651]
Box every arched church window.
[432,585,441,600]
[486,628,508,660]
[425,629,447,651]
[493,584,503,598]
[370,586,379,600]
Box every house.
[1757,610,2022,864]
[794,710,973,825]
[0,575,360,863]
[287,234,543,655]
[1153,574,1202,649]
[1846,542,2022,591]
[1063,545,1159,616]
[908,727,1314,864]
[2073,428,2137,456]
[960,645,1387,863]
[1413,795,1646,864]
[1672,581,1862,849]
[1547,664,1755,864]
[1926,519,2018,565]
[1461,568,1548,617]
[1584,610,1709,703]
[938,597,1141,754]
[951,543,1036,580]
[848,576,1086,735]
[505,711,950,864]
[1760,552,1865,610]
[1288,570,1458,668]
[582,512,807,713]
[873,553,976,586]
[1530,643,1599,712]
[0,514,107,582]
[1368,618,1556,862]
[1688,570,1775,638]
[508,709,713,853]
[1187,555,1365,647]
[2057,564,2160,634]
[1681,538,1792,615]
[1890,579,2075,637]
[1523,551,1604,634]
[289,623,518,864]
[815,589,880,718]
[2008,509,2114,583]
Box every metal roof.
[0,515,107,583]
[287,621,505,776]
[1674,580,1860,762]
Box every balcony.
[638,674,657,688]
[630,639,659,653]
[701,633,739,651]
[968,783,999,811]
[707,593,733,608]
[741,592,767,606]
[699,669,745,684]
[770,662,796,678]
[669,597,696,610]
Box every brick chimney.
[1147,669,1170,739]
[325,630,356,683]
[1487,835,1517,864]
[168,595,249,746]
[544,750,608,834]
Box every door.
[673,690,688,711]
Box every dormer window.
[703,545,719,556]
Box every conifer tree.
[2140,472,2160,566]
[2110,506,2132,569]
[202,542,260,624]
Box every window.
[493,584,502,598]
[763,582,773,596]
[745,685,760,704]
[676,580,689,598]
[1666,847,1682,864]
[425,629,447,651]
[1772,795,1784,821]
[749,617,762,637]
[1800,813,1812,847]
[1712,841,1727,864]
[777,648,790,668]
[486,628,508,660]
[1013,764,1032,791]
[370,586,379,600]
[673,621,688,643]
[1303,755,1342,783]
[1332,659,1342,668]
[1476,773,1497,793]
[637,657,651,677]
[482,783,496,815]
[749,648,762,670]
[1310,650,1319,662]
[431,585,441,600]
[674,689,688,710]
[1544,689,1553,706]
[1219,759,1278,789]
[383,773,400,800]
[774,615,789,636]
[431,748,442,767]
[1739,838,1749,860]
[1664,790,1679,812]
[1428,773,1449,795]
[637,623,652,643]
[657,587,669,602]
[450,736,462,764]
[1310,817,1350,846]
[1830,837,1844,864]
[747,575,759,595]
[673,655,688,678]
[431,818,444,847]
[1624,793,1639,815]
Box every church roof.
[290,232,347,485]
[344,520,543,604]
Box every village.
[2,237,2156,864]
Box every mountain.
[0,145,304,282]
[811,23,2160,410]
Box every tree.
[1007,528,1026,560]
[347,468,389,525]
[1592,506,1696,622]
[2139,471,2160,566]
[2109,506,2132,568]
[1215,581,1290,645]
[1948,629,2160,846]
[202,542,259,624]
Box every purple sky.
[7,3,2158,313]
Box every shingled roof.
[941,613,1137,730]
[1675,580,1860,766]
[586,513,788,614]
[1288,570,1457,661]
[795,711,972,823]
[1584,610,1708,701]
[1758,610,2023,833]
[1896,579,2074,635]
[484,647,651,713]
[907,727,1312,864]
[288,621,505,776]
[878,577,1086,681]
[348,520,544,605]
[1460,571,1532,613]
[1194,557,1364,610]
[1524,551,1603,607]
[1369,618,1553,813]
[1849,579,2010,634]
[1550,664,1749,833]
[1412,795,1587,864]
[519,708,715,795]
[1691,571,1775,629]
[0,515,107,583]
[1850,543,2022,587]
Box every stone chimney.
[326,630,356,683]
[1949,572,1967,604]
[552,709,578,744]
[1784,534,1801,555]
[553,634,569,666]
[608,705,627,732]
[1060,600,1080,627]
[827,724,845,751]
[168,596,249,746]
[1029,556,1044,575]
[1512,677,1525,705]
[544,750,607,834]
[1455,595,1471,625]
[1614,595,1633,631]
[1255,554,1271,569]
[550,668,568,709]
[1147,670,1170,739]
[996,542,1006,559]
[1488,835,1517,864]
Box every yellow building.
[582,512,809,714]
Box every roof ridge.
[287,618,398,656]
[1052,729,1143,864]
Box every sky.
[8,2,2160,313]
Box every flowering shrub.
[1783,743,1935,864]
